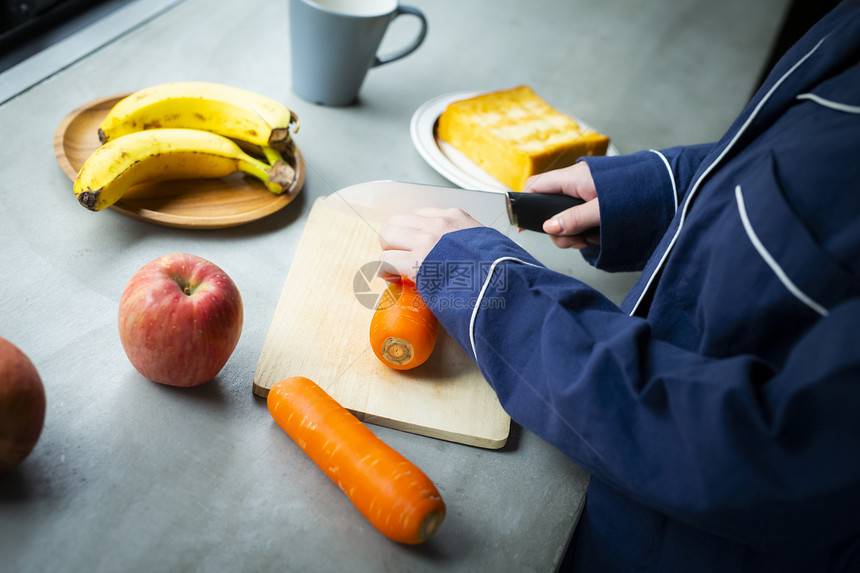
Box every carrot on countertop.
[267,376,446,544]
[369,279,439,370]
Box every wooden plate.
[53,93,305,229]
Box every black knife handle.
[507,192,584,233]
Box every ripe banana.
[97,81,300,148]
[73,129,294,211]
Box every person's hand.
[378,207,483,282]
[523,162,601,249]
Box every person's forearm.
[419,227,860,550]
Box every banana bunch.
[74,129,294,211]
[73,82,300,211]
[97,81,299,148]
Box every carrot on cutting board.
[369,279,439,370]
[267,376,446,544]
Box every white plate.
[410,91,619,192]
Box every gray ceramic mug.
[289,0,428,106]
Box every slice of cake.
[437,86,610,191]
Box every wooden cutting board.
[252,197,510,449]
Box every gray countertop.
[0,0,788,571]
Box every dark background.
[0,0,133,72]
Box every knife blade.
[324,180,583,233]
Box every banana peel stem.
[261,145,285,166]
[257,146,296,194]
[239,155,294,195]
[77,189,101,211]
[268,128,290,145]
[266,161,296,194]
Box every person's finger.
[524,164,580,194]
[410,206,464,218]
[523,162,596,201]
[385,212,428,231]
[550,234,589,250]
[542,198,601,236]
[377,250,418,282]
[378,221,428,251]
[411,207,483,231]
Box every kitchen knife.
[324,180,583,233]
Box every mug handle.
[373,5,428,67]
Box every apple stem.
[171,275,196,296]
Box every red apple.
[0,337,46,473]
[118,253,243,387]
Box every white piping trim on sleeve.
[629,36,828,317]
[469,256,540,360]
[649,149,679,212]
[796,92,860,114]
[735,185,829,317]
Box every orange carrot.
[267,376,446,544]
[369,279,438,370]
